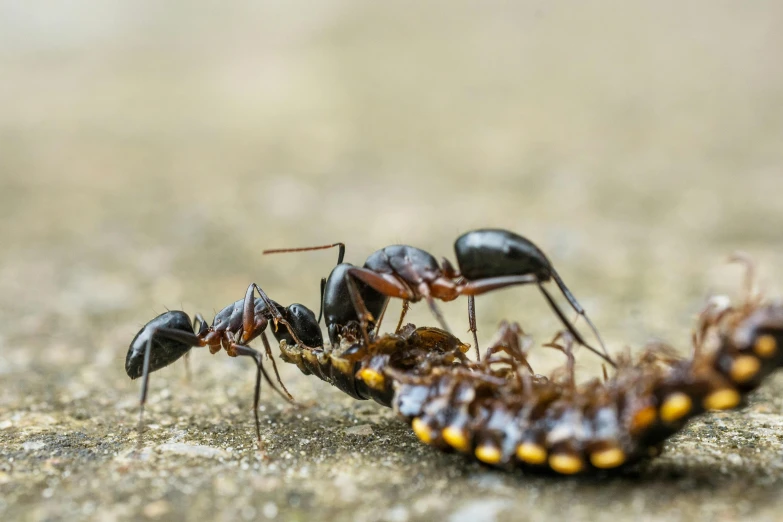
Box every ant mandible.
[125,283,323,450]
[264,229,613,367]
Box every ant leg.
[245,283,307,347]
[537,283,616,367]
[344,268,415,341]
[260,332,294,401]
[137,327,202,449]
[347,267,415,300]
[458,274,538,356]
[193,313,208,335]
[346,275,374,346]
[233,343,293,403]
[181,314,206,384]
[232,344,294,450]
[458,273,611,363]
[548,269,609,361]
[423,293,452,334]
[467,296,480,361]
[241,283,268,344]
[137,333,154,449]
[359,268,452,335]
[395,300,410,333]
[457,274,539,295]
[231,345,264,449]
[374,298,389,334]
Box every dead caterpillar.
[278,258,783,474]
[394,300,782,474]
[392,258,783,474]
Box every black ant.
[125,283,323,450]
[264,228,613,367]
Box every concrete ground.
[2,2,783,521]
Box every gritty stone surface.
[2,2,783,521]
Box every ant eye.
[289,304,314,321]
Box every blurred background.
[2,1,783,520]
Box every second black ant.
[264,228,614,367]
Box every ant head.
[273,303,323,347]
[126,310,195,379]
[323,263,389,344]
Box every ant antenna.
[263,242,346,265]
[263,242,346,324]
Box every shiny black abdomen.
[454,229,552,281]
[126,310,193,379]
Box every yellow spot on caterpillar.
[549,453,584,475]
[754,334,777,358]
[730,355,760,384]
[475,444,502,464]
[442,426,470,452]
[590,447,626,469]
[358,368,385,390]
[704,388,741,411]
[516,442,547,465]
[660,392,692,423]
[411,418,433,444]
[629,405,657,434]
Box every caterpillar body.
[278,269,783,475]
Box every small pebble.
[344,424,374,437]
